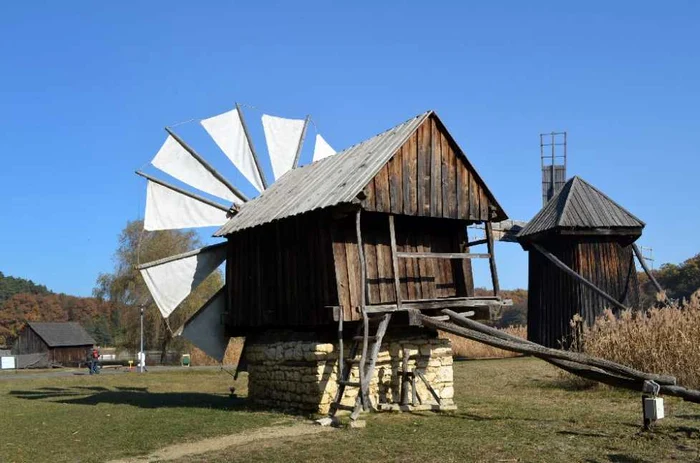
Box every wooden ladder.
[329,312,392,420]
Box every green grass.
[182,358,700,463]
[0,369,296,463]
[2,358,700,463]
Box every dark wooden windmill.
[139,109,511,418]
[517,176,647,348]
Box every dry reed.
[582,291,700,388]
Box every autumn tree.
[639,253,700,307]
[94,220,222,361]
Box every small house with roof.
[517,176,645,348]
[15,322,96,367]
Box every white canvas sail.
[261,114,306,180]
[201,109,264,192]
[175,288,229,362]
[312,134,336,162]
[139,243,227,318]
[152,135,241,203]
[144,181,228,231]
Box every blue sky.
[1,1,698,296]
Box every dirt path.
[107,422,333,463]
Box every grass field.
[1,358,699,463]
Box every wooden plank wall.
[527,238,640,348]
[363,115,499,222]
[52,346,91,366]
[16,327,48,355]
[225,210,338,332]
[332,212,474,321]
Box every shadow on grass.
[583,455,653,463]
[9,386,249,411]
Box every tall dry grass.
[189,337,245,366]
[582,291,700,388]
[444,325,527,359]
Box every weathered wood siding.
[527,238,640,348]
[362,115,503,222]
[52,346,92,366]
[225,210,338,333]
[332,212,474,321]
[15,327,48,356]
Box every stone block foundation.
[245,327,454,414]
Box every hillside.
[0,272,121,347]
[0,271,51,304]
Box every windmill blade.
[312,134,336,162]
[138,242,227,318]
[261,114,307,180]
[152,134,243,203]
[201,109,265,193]
[144,180,229,231]
[174,287,229,362]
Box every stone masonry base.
[245,327,454,414]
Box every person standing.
[90,346,100,374]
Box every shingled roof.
[215,111,505,236]
[517,176,644,240]
[27,322,95,347]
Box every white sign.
[1,356,16,370]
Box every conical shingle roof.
[517,176,644,240]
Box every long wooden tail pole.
[531,243,630,313]
[420,313,675,385]
[632,244,667,299]
[431,310,700,403]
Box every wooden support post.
[355,210,369,410]
[532,243,630,312]
[485,222,500,296]
[292,115,310,169]
[415,369,441,405]
[236,103,269,190]
[388,215,402,307]
[400,349,410,406]
[632,244,666,298]
[164,127,249,202]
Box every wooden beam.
[292,115,310,169]
[135,171,230,212]
[236,103,269,190]
[421,313,676,385]
[363,298,506,314]
[485,222,500,296]
[632,244,666,298]
[465,238,488,247]
[136,242,227,270]
[164,127,249,202]
[388,215,402,308]
[396,252,490,259]
[531,243,630,312]
[415,369,441,405]
[430,310,475,321]
[355,209,369,413]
